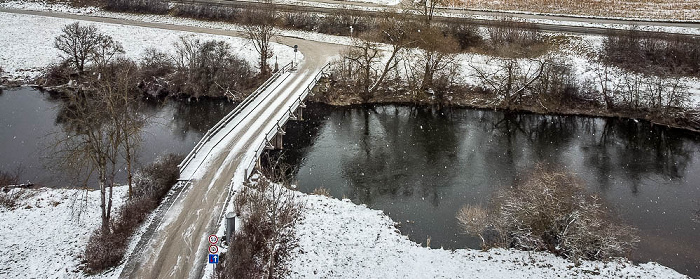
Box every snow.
[2,0,700,36]
[0,11,297,81]
[0,186,127,279]
[289,192,690,278]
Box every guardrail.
[178,63,293,175]
[243,62,331,178]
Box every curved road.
[0,7,342,279]
[1,4,696,279]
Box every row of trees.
[331,1,462,103]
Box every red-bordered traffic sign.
[208,245,218,254]
[208,234,218,245]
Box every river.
[1,87,698,277]
[281,103,700,278]
[0,87,235,188]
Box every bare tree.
[470,55,546,109]
[54,22,101,75]
[171,36,255,99]
[52,25,142,228]
[244,0,279,77]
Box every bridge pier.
[274,125,286,149]
[296,102,305,121]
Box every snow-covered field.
[0,11,297,81]
[0,186,127,278]
[290,192,689,278]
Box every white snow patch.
[0,186,127,278]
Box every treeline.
[42,24,260,101]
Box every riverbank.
[309,82,700,134]
[0,186,127,278]
[0,184,689,278]
[289,191,689,278]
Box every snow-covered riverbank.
[0,185,690,278]
[0,186,127,278]
[290,192,690,278]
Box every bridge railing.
[244,63,331,178]
[178,63,293,175]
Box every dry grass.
[312,187,331,197]
[455,0,700,20]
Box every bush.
[602,29,700,77]
[457,164,639,262]
[103,0,169,14]
[223,178,302,278]
[38,61,73,87]
[0,170,21,210]
[82,154,182,274]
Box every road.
[0,8,342,279]
[177,0,700,37]
[0,4,695,279]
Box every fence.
[243,62,331,178]
[178,63,293,176]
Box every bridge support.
[296,102,305,121]
[274,125,286,149]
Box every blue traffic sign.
[209,254,219,264]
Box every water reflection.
[0,88,235,188]
[282,103,700,277]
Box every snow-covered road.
[117,30,343,279]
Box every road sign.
[209,254,219,264]
[208,245,219,254]
[208,234,218,245]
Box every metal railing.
[178,63,293,176]
[243,63,331,178]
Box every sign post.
[208,234,219,274]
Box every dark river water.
[280,103,700,278]
[2,87,698,277]
[0,87,235,188]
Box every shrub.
[103,0,169,14]
[602,29,700,77]
[82,154,182,274]
[457,164,639,262]
[223,177,302,278]
[0,170,22,210]
[38,61,73,87]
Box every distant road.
[177,0,700,36]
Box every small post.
[225,212,236,245]
[293,45,298,70]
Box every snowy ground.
[0,186,127,279]
[0,184,690,279]
[0,11,297,82]
[290,192,690,278]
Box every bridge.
[119,38,342,279]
